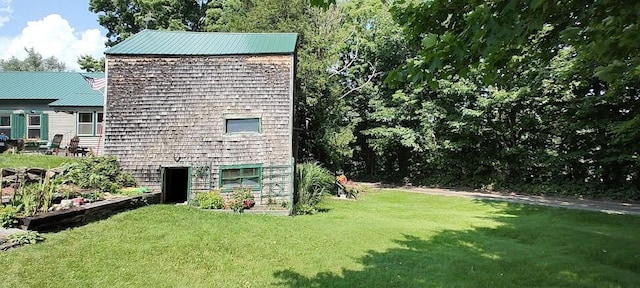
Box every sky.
[0,0,108,71]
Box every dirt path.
[363,183,640,216]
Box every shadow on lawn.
[274,202,640,287]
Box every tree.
[390,0,640,198]
[0,47,66,71]
[77,55,106,72]
[89,0,211,46]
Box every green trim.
[40,113,49,140]
[187,166,193,201]
[160,167,166,203]
[219,163,263,192]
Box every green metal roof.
[49,93,104,107]
[0,72,104,106]
[105,30,298,56]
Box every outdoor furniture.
[5,139,24,152]
[39,134,64,155]
[66,136,88,157]
[0,133,7,153]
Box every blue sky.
[0,0,108,71]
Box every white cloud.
[0,0,12,29]
[0,14,106,71]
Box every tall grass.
[294,162,334,208]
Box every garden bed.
[16,192,161,232]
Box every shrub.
[61,156,137,193]
[115,172,138,188]
[0,206,17,228]
[7,231,45,245]
[294,162,334,214]
[226,188,255,212]
[193,190,225,209]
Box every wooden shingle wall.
[105,55,294,198]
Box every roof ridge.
[141,29,298,35]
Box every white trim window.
[78,112,104,136]
[27,114,41,139]
[0,115,10,136]
[78,112,94,136]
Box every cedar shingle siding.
[104,54,294,201]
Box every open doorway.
[161,167,190,203]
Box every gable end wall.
[105,54,294,198]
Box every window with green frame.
[219,164,262,191]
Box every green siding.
[105,30,298,56]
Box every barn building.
[103,30,297,206]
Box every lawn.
[1,191,639,287]
[0,153,77,169]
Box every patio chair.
[66,136,81,156]
[40,134,64,155]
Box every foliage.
[115,173,138,188]
[114,187,149,197]
[7,231,45,246]
[61,156,137,193]
[1,193,639,287]
[14,175,57,216]
[193,190,224,209]
[226,188,255,213]
[0,205,17,228]
[343,183,370,199]
[77,55,105,72]
[294,162,334,214]
[87,0,640,199]
[89,0,209,46]
[0,47,66,72]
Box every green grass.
[1,191,639,287]
[0,153,77,169]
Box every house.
[0,72,105,153]
[103,30,298,205]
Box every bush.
[226,188,255,212]
[61,156,137,193]
[193,190,225,209]
[115,172,138,188]
[294,162,334,214]
[7,231,45,245]
[0,206,17,228]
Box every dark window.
[220,165,262,191]
[97,112,104,135]
[0,115,10,136]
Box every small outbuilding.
[103,30,297,205]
